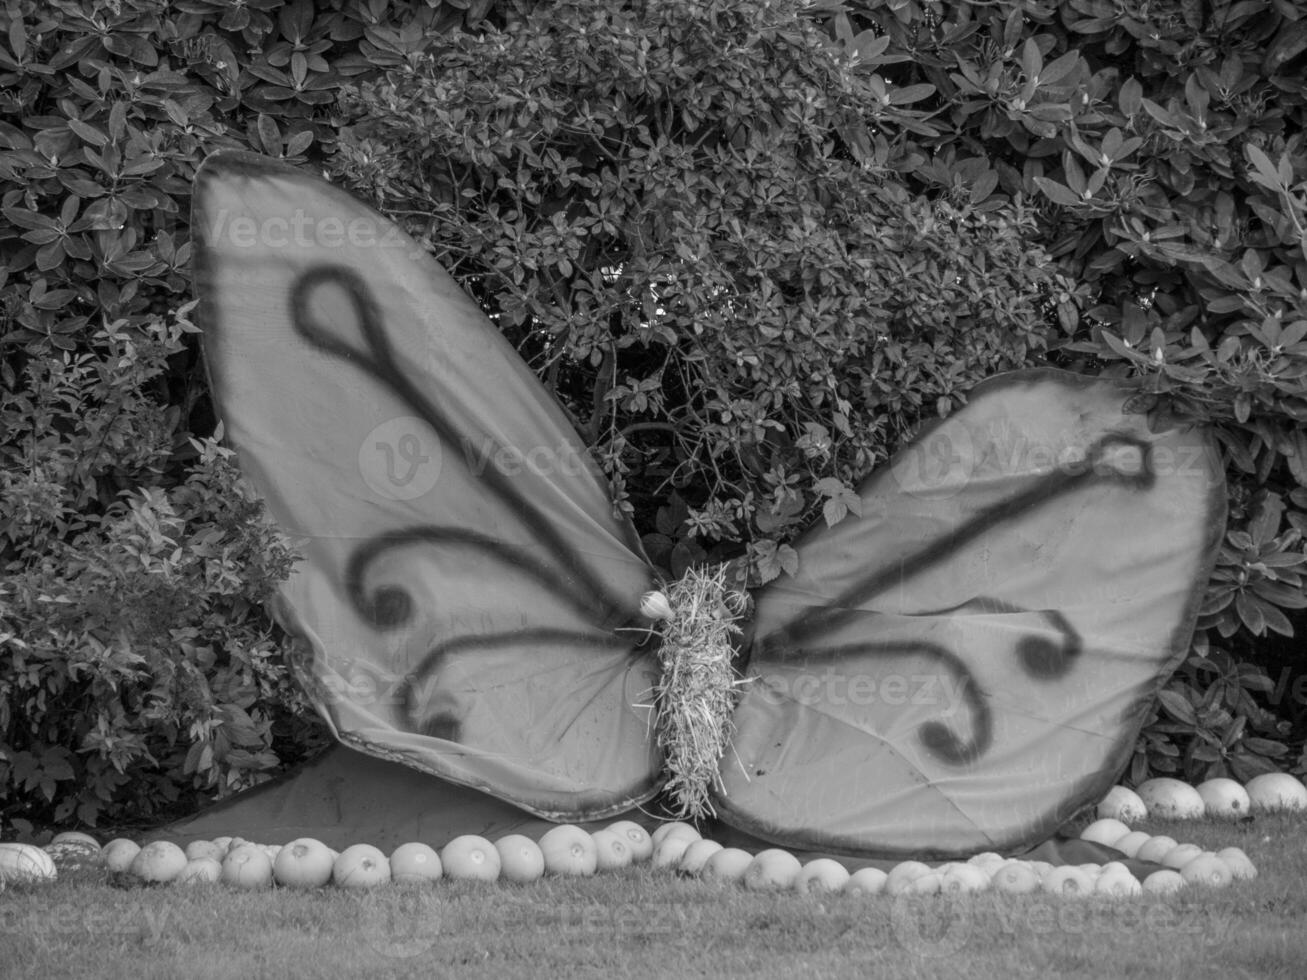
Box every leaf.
[83,197,128,231]
[1235,591,1266,634]
[776,543,798,577]
[8,16,26,62]
[1230,752,1280,780]
[1265,19,1307,73]
[1288,430,1307,486]
[822,498,848,527]
[39,747,75,782]
[1033,176,1083,207]
[1257,601,1294,636]
[1020,38,1042,81]
[1221,715,1247,748]
[285,130,314,157]
[1247,493,1284,547]
[2,207,57,231]
[754,539,801,584]
[256,114,282,155]
[1243,737,1289,757]
[1119,77,1143,116]
[813,477,843,497]
[67,118,108,147]
[35,240,65,270]
[103,33,159,67]
[887,83,935,105]
[1038,49,1081,87]
[1158,688,1198,725]
[1246,144,1285,192]
[1234,392,1252,424]
[1100,330,1144,361]
[1142,98,1179,128]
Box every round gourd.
[742,849,802,891]
[701,847,753,882]
[274,838,336,888]
[1195,778,1251,819]
[539,825,598,877]
[0,843,57,883]
[677,839,723,876]
[1215,846,1257,880]
[129,841,189,883]
[1180,854,1233,889]
[1096,785,1148,823]
[390,842,442,885]
[1079,817,1130,847]
[843,867,889,895]
[1136,778,1204,819]
[1041,865,1094,898]
[494,835,544,883]
[795,858,850,894]
[50,831,100,850]
[1245,773,1307,812]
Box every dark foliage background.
[1,0,1304,830]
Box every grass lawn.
[3,813,1305,979]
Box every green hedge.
[2,0,1305,831]
[0,0,495,829]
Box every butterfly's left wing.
[713,370,1225,858]
[192,152,660,819]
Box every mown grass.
[3,814,1306,980]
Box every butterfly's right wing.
[715,369,1225,858]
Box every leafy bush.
[0,306,324,827]
[332,0,1068,581]
[0,0,504,828]
[339,0,1307,782]
[807,0,1307,781]
[4,0,1307,827]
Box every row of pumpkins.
[3,772,1301,898]
[0,822,1250,898]
[1096,774,1307,821]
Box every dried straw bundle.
[644,565,751,820]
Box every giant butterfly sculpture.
[192,152,1226,859]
